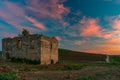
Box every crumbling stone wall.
[40,36,58,64]
[2,34,58,65]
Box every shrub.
[76,76,95,80]
[63,65,80,70]
[10,57,40,64]
[110,56,120,64]
[0,73,19,80]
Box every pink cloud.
[25,16,47,30]
[74,40,85,45]
[79,17,114,39]
[0,11,10,19]
[2,32,16,38]
[80,17,102,37]
[0,1,25,31]
[74,15,120,55]
[55,36,62,41]
[112,20,120,29]
[0,1,44,33]
[26,0,70,19]
[3,1,25,17]
[0,0,69,34]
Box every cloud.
[3,1,25,17]
[78,16,116,39]
[111,20,120,30]
[85,43,120,55]
[0,0,70,32]
[25,16,47,30]
[55,36,62,41]
[74,40,85,45]
[105,15,120,38]
[0,1,49,33]
[0,1,26,31]
[80,17,102,37]
[105,38,120,45]
[26,0,70,19]
[2,32,16,38]
[61,15,120,55]
[99,45,120,55]
[85,37,120,55]
[74,15,120,54]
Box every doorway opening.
[51,59,54,64]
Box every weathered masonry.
[2,34,58,65]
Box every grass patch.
[76,76,96,80]
[0,72,19,80]
[60,61,120,70]
[110,55,120,64]
[62,61,105,66]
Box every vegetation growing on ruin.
[22,29,30,36]
[10,57,40,64]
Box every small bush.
[10,57,40,64]
[0,73,19,80]
[63,65,80,70]
[76,76,95,80]
[110,56,120,64]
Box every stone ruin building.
[2,34,58,65]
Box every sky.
[0,0,120,55]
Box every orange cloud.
[86,37,120,55]
[102,33,113,39]
[86,46,120,55]
[105,38,120,45]
[112,20,120,29]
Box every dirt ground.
[0,62,120,80]
[21,66,120,80]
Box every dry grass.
[0,61,120,80]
